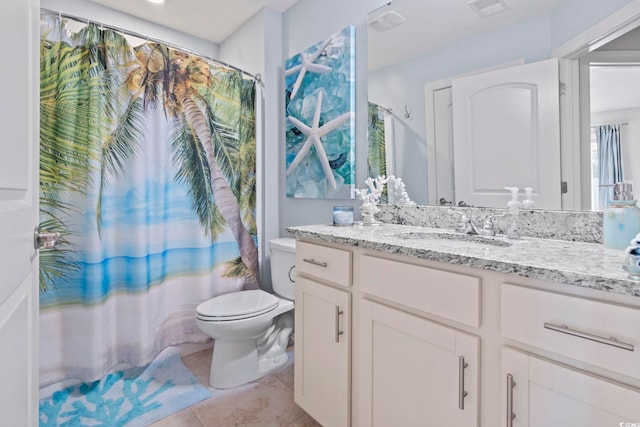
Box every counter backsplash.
[376,205,603,244]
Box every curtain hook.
[404,105,412,119]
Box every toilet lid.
[196,290,279,320]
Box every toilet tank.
[269,238,296,300]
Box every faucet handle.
[448,209,468,233]
[481,214,505,236]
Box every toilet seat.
[196,290,279,321]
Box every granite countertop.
[287,223,640,298]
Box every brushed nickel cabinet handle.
[303,258,328,268]
[458,356,469,410]
[506,373,516,427]
[544,323,634,351]
[334,306,344,343]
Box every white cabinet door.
[359,300,479,427]
[501,347,640,427]
[0,0,39,425]
[295,277,350,427]
[452,58,561,209]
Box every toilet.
[195,238,296,389]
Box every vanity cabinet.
[500,283,640,426]
[501,283,640,379]
[359,300,479,426]
[358,254,481,426]
[294,241,352,427]
[293,236,640,427]
[501,347,640,426]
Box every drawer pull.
[544,323,634,351]
[303,258,328,268]
[458,356,469,410]
[506,374,516,427]
[335,306,344,343]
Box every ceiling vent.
[368,10,406,32]
[467,0,509,18]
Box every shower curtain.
[39,14,258,386]
[367,102,387,180]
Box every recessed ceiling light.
[146,0,165,4]
[468,0,509,18]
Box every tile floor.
[150,347,321,427]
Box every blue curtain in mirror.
[597,124,624,208]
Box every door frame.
[552,1,640,210]
[580,51,640,211]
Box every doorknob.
[34,226,61,250]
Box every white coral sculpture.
[386,175,415,206]
[355,176,387,224]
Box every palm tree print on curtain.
[39,14,258,385]
[367,102,388,202]
[367,102,387,179]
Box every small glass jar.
[333,206,354,226]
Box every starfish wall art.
[284,25,356,199]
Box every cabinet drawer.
[360,255,481,327]
[501,283,640,380]
[296,241,351,288]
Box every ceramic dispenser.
[603,183,640,250]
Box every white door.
[433,87,455,205]
[0,0,39,425]
[294,277,350,427]
[359,300,479,427]
[501,347,640,427]
[452,58,561,209]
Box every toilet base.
[209,312,293,389]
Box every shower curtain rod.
[40,8,262,85]
[590,122,629,128]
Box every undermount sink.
[391,231,512,247]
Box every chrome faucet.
[450,210,505,236]
[450,210,480,235]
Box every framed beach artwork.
[284,25,356,199]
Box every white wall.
[592,108,640,192]
[219,10,265,75]
[550,0,635,49]
[280,0,386,235]
[41,0,218,56]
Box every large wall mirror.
[367,0,640,211]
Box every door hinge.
[561,181,568,194]
[559,82,566,96]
